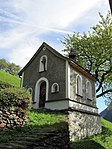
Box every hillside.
[100,107,112,122]
[0,70,20,87]
[0,109,112,148]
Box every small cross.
[41,57,46,71]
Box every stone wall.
[0,107,27,129]
[68,110,102,141]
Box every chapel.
[19,42,97,113]
[18,42,101,140]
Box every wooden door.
[39,81,46,108]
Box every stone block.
[0,122,6,128]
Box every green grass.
[28,109,65,126]
[71,118,112,149]
[0,70,20,87]
[0,109,66,143]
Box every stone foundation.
[68,110,102,141]
[0,107,27,129]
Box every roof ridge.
[18,42,67,75]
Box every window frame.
[39,55,47,72]
[86,80,92,100]
[76,75,82,97]
[51,83,59,93]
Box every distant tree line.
[0,59,21,76]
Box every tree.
[63,12,112,104]
[0,59,8,71]
[0,59,21,76]
[7,63,21,76]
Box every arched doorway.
[34,77,49,108]
[39,81,46,108]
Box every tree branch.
[94,68,99,80]
[94,60,107,80]
[96,69,112,92]
[96,89,112,98]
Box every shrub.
[0,87,32,111]
[0,81,12,89]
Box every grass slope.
[71,118,112,149]
[0,70,20,87]
[0,109,66,143]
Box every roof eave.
[69,60,97,82]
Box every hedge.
[0,87,32,111]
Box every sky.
[0,0,110,112]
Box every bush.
[0,87,32,111]
[0,81,12,90]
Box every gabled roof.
[18,42,96,81]
[18,42,67,76]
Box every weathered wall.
[68,110,102,141]
[22,46,66,104]
[70,66,96,107]
[45,99,69,110]
[69,100,98,113]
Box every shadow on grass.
[101,126,112,139]
[70,140,105,149]
[0,121,69,148]
[30,108,68,114]
[0,108,68,144]
[71,125,112,149]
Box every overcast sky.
[0,0,110,112]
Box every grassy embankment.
[0,70,20,87]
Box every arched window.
[51,83,59,93]
[86,81,92,100]
[39,55,47,72]
[76,75,82,96]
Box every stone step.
[0,131,69,149]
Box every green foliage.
[0,59,8,70]
[0,59,21,76]
[7,62,21,76]
[0,87,32,110]
[71,118,112,149]
[0,70,20,87]
[63,11,112,102]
